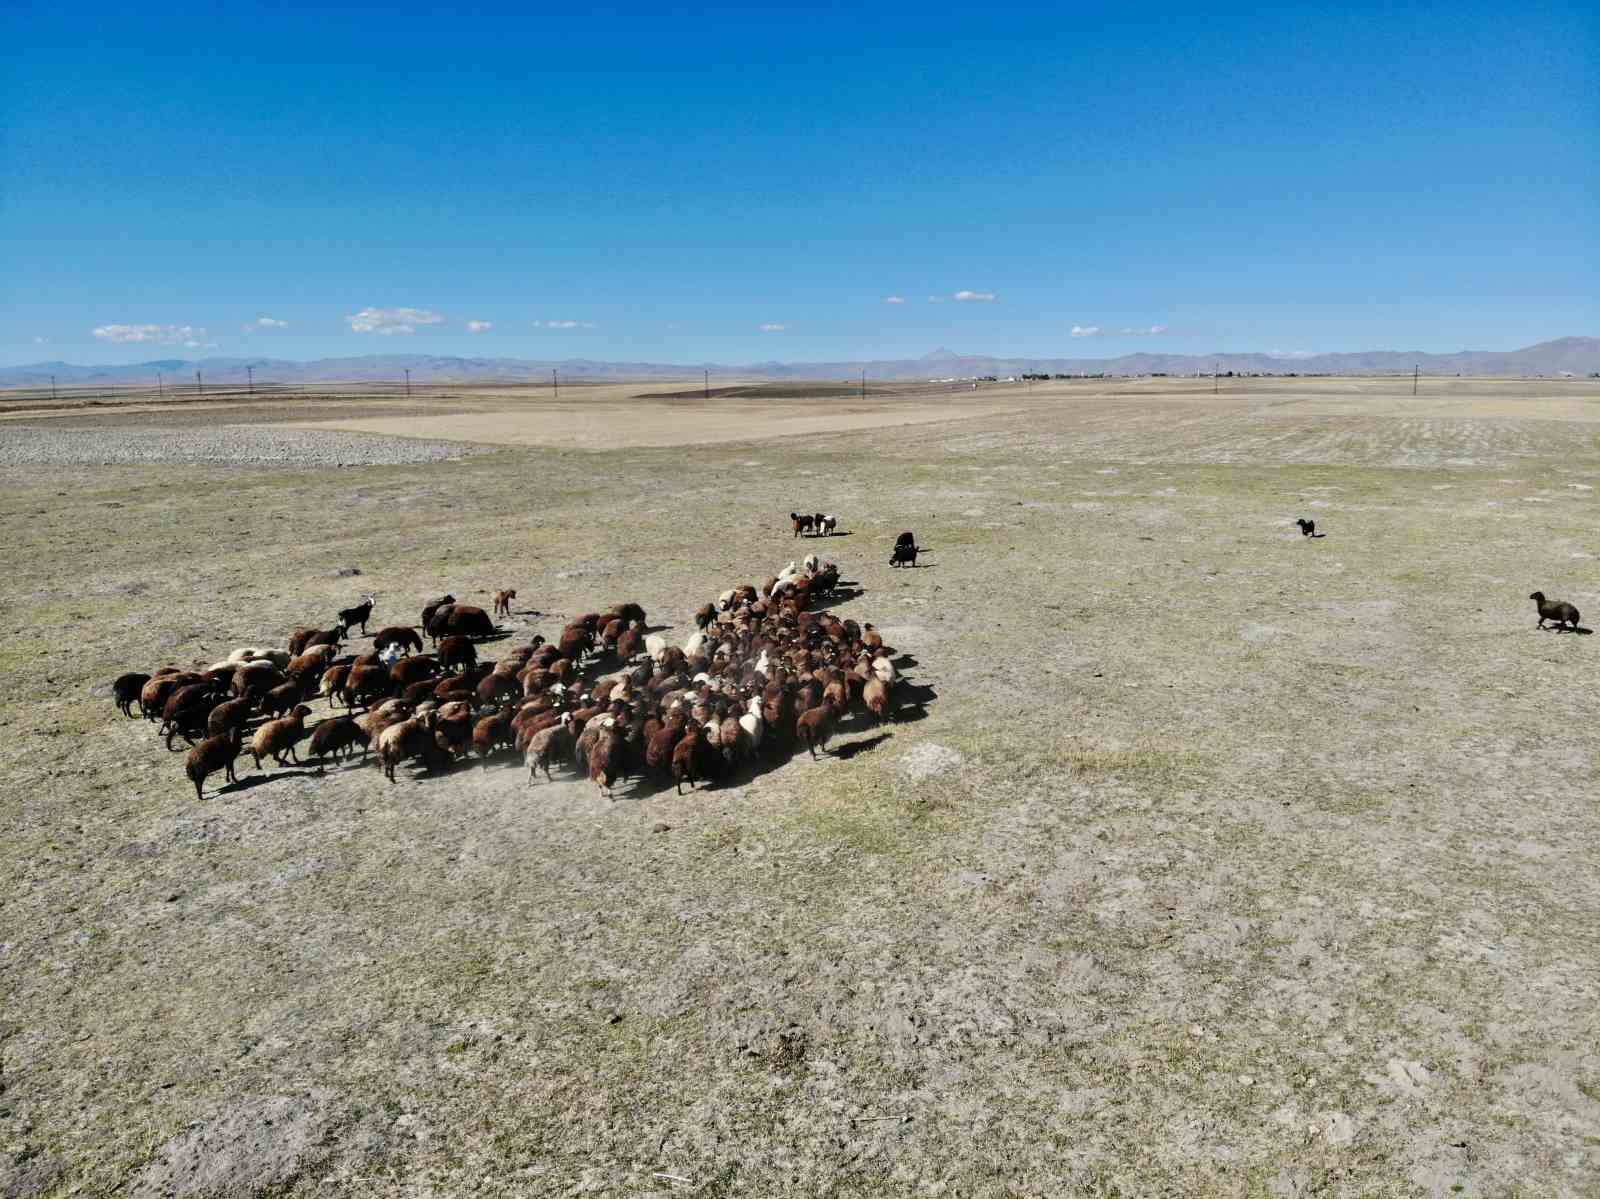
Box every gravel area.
[0,424,489,467]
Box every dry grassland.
[3,376,1599,1197]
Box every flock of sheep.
[113,545,911,803]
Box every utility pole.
[552,369,558,397]
[196,370,203,395]
[1412,364,1418,396]
[246,364,254,395]
[704,369,709,399]
[404,368,411,398]
[860,367,866,400]
[50,375,56,402]
[1214,362,1219,394]
[157,371,164,399]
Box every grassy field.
[3,376,1599,1197]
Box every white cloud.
[92,323,208,345]
[883,295,906,305]
[346,307,444,335]
[254,316,288,328]
[759,323,787,332]
[532,319,594,329]
[953,290,995,302]
[467,320,494,333]
[1072,323,1170,338]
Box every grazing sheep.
[207,696,253,740]
[1530,591,1581,631]
[493,588,517,620]
[795,698,839,758]
[185,732,241,801]
[791,512,815,537]
[889,539,919,568]
[430,603,495,640]
[437,634,477,673]
[420,594,456,632]
[389,655,439,688]
[338,594,376,636]
[372,626,424,656]
[308,716,370,764]
[251,705,313,769]
[260,679,307,720]
[113,672,150,718]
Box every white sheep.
[645,632,668,662]
[871,656,897,684]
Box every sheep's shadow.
[475,630,515,644]
[834,732,892,759]
[804,530,854,539]
[891,653,920,669]
[215,767,325,797]
[809,587,864,611]
[1304,533,1327,540]
[890,681,938,724]
[1538,624,1593,635]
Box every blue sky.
[2,1,1595,366]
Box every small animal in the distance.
[1295,518,1324,538]
[890,536,919,567]
[493,588,516,620]
[1530,591,1580,631]
[338,593,376,635]
[895,531,916,551]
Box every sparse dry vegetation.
[3,375,1600,1196]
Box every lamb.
[184,732,241,801]
[795,697,839,758]
[338,594,376,636]
[1530,591,1581,631]
[791,512,815,537]
[672,724,709,794]
[251,705,313,769]
[113,672,150,718]
[493,589,517,620]
[372,626,424,656]
[588,725,627,799]
[817,514,837,536]
[308,715,370,764]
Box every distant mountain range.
[4,337,1597,388]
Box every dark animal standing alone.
[493,589,516,620]
[791,512,815,537]
[338,595,376,636]
[1295,518,1323,538]
[1530,591,1581,631]
[890,536,919,567]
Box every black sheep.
[890,541,919,568]
[1295,518,1324,538]
[1530,591,1580,631]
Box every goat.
[817,514,837,536]
[493,589,517,620]
[1530,591,1581,631]
[338,594,376,636]
[796,697,838,758]
[791,512,815,537]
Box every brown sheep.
[420,594,455,630]
[588,725,627,799]
[430,603,495,640]
[251,705,313,769]
[473,707,517,762]
[389,654,439,688]
[672,724,710,794]
[260,679,306,721]
[526,715,575,783]
[114,672,150,718]
[141,671,200,720]
[493,589,516,620]
[795,697,838,758]
[185,732,241,801]
[432,701,475,759]
[437,634,477,673]
[376,711,439,782]
[863,676,893,724]
[308,715,369,764]
[373,626,424,655]
[207,696,254,740]
[360,699,412,744]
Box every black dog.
[1295,518,1323,538]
